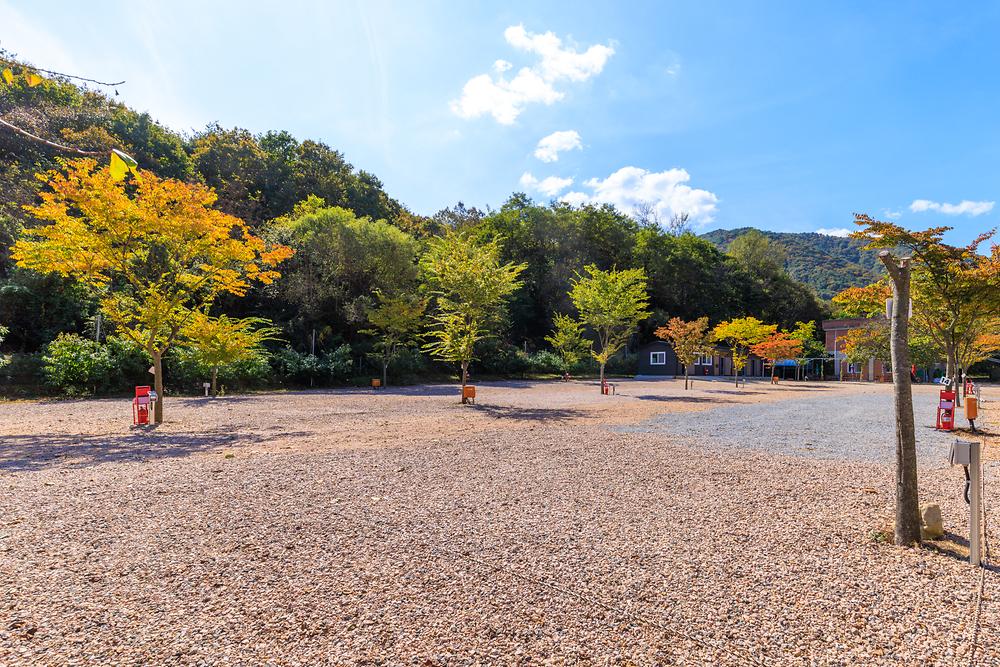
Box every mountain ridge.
[700,227,883,299]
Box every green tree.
[421,231,526,402]
[183,312,282,396]
[544,313,590,372]
[362,292,426,386]
[728,229,787,279]
[569,265,650,388]
[712,317,777,386]
[655,316,711,390]
[788,320,827,379]
[271,197,420,344]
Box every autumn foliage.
[13,158,292,421]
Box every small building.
[821,317,888,381]
[636,340,768,378]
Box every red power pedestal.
[133,385,151,425]
[936,390,955,431]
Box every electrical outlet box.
[950,440,973,466]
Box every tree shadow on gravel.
[0,428,304,472]
[700,389,765,396]
[627,394,739,405]
[923,532,1000,573]
[469,404,586,422]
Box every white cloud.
[815,228,852,237]
[451,25,614,124]
[520,171,574,197]
[881,209,902,220]
[534,130,582,162]
[909,199,994,216]
[559,166,719,225]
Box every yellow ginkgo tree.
[13,158,293,422]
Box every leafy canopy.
[183,312,282,371]
[655,317,711,367]
[13,159,291,357]
[750,332,803,363]
[545,313,590,371]
[569,265,650,369]
[362,292,426,383]
[421,231,525,374]
[712,316,777,373]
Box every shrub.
[323,344,353,381]
[271,347,324,385]
[218,353,272,391]
[474,340,529,376]
[42,333,110,395]
[525,350,563,374]
[104,336,152,393]
[163,346,210,393]
[385,347,429,381]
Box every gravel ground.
[620,385,963,463]
[0,379,998,665]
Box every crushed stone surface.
[1,379,998,665]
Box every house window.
[847,362,861,374]
[650,351,666,365]
[696,354,713,365]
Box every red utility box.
[936,390,955,431]
[133,385,152,425]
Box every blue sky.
[3,1,1000,244]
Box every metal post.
[970,440,982,567]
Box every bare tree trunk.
[599,362,606,391]
[684,368,689,391]
[946,343,961,407]
[461,361,469,404]
[211,366,218,397]
[382,358,388,387]
[880,251,920,546]
[152,350,164,424]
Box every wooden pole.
[879,251,921,546]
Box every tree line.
[0,55,839,412]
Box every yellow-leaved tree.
[13,158,292,422]
[183,312,283,397]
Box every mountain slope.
[701,228,883,299]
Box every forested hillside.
[0,54,830,394]
[701,228,883,299]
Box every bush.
[323,344,353,381]
[163,346,210,393]
[385,347,429,381]
[218,354,272,391]
[525,350,563,374]
[271,347,323,385]
[271,345,353,386]
[474,340,529,376]
[165,346,274,394]
[104,336,152,392]
[42,333,110,395]
[0,352,43,390]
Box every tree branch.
[0,117,102,155]
[0,57,125,87]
